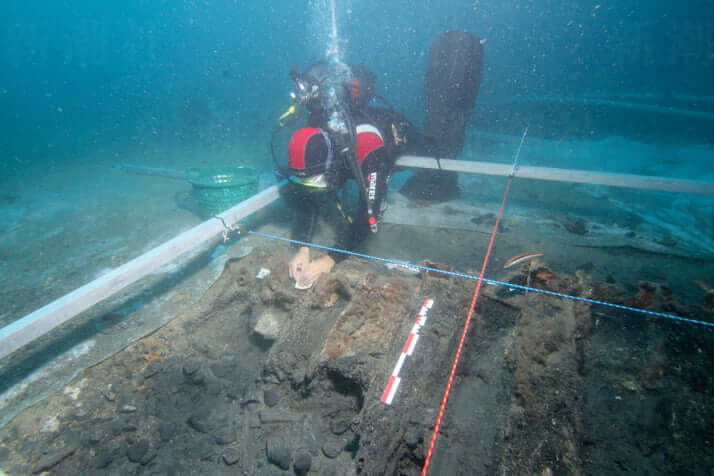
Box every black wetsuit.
[287,106,420,262]
[287,30,483,261]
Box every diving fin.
[399,31,483,204]
[424,30,484,158]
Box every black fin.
[424,30,484,157]
[398,169,460,203]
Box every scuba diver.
[271,31,484,289]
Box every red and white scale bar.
[381,298,434,405]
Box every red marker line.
[421,176,514,475]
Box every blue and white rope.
[245,230,714,329]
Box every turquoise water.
[2,1,713,164]
[0,2,713,474]
[1,0,713,377]
[1,0,713,361]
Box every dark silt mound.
[0,247,712,475]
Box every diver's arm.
[285,185,320,245]
[293,202,319,245]
[327,146,389,262]
[361,146,390,224]
[364,106,433,159]
[328,213,365,263]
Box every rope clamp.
[214,216,243,243]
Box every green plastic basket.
[186,166,260,217]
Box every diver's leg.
[399,31,484,203]
[424,30,484,157]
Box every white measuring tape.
[381,298,434,405]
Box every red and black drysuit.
[285,106,419,262]
[284,30,484,261]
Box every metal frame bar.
[396,156,714,195]
[120,163,187,180]
[0,183,285,360]
[3,155,712,360]
[507,95,714,121]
